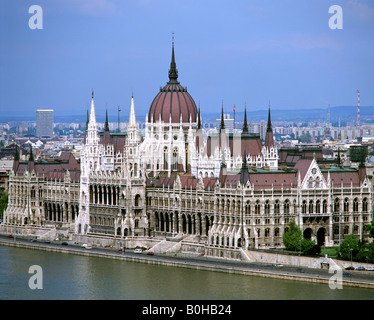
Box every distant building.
[36,109,54,137]
[215,114,234,133]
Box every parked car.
[366,266,374,271]
[61,242,68,246]
[134,248,143,254]
[147,251,154,255]
[7,234,13,238]
[345,266,355,270]
[356,266,366,271]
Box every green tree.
[301,238,315,254]
[283,219,302,251]
[338,234,360,261]
[0,192,8,219]
[365,220,374,239]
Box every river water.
[0,246,373,300]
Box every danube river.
[0,245,373,300]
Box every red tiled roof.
[14,152,80,182]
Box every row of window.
[146,196,370,215]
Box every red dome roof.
[148,42,198,124]
[149,83,198,124]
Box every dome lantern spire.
[168,32,179,84]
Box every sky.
[0,0,373,122]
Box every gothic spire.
[168,33,179,84]
[29,145,34,162]
[89,90,97,126]
[265,105,274,149]
[104,109,109,132]
[220,105,225,132]
[197,107,201,129]
[129,95,137,129]
[242,106,248,133]
[266,105,272,132]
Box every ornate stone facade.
[3,43,373,256]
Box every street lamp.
[350,247,353,267]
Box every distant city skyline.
[1,0,374,121]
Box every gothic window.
[316,200,321,214]
[274,200,280,214]
[245,201,251,215]
[363,198,368,212]
[284,199,290,214]
[308,177,313,188]
[334,198,340,213]
[172,148,178,171]
[309,200,314,214]
[315,177,320,188]
[135,194,141,207]
[255,201,261,214]
[265,228,270,237]
[353,198,359,212]
[163,147,168,170]
[275,228,280,237]
[264,200,270,214]
[353,225,359,234]
[344,198,349,213]
[323,200,328,214]
[344,225,349,235]
[302,200,307,214]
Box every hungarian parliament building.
[3,43,373,259]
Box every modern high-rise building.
[36,109,54,137]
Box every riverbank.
[1,237,374,290]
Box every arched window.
[264,201,270,214]
[274,200,280,214]
[309,200,314,214]
[353,225,359,234]
[334,198,340,213]
[308,177,313,188]
[344,225,349,235]
[134,194,141,207]
[363,198,368,212]
[274,228,280,237]
[344,198,349,213]
[323,200,328,214]
[353,198,359,212]
[265,228,270,237]
[315,177,320,188]
[315,200,321,214]
[163,147,168,170]
[255,201,261,214]
[172,148,178,171]
[302,200,307,214]
[245,201,251,215]
[284,199,290,214]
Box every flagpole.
[118,106,120,133]
[233,105,235,133]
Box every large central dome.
[148,42,198,124]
